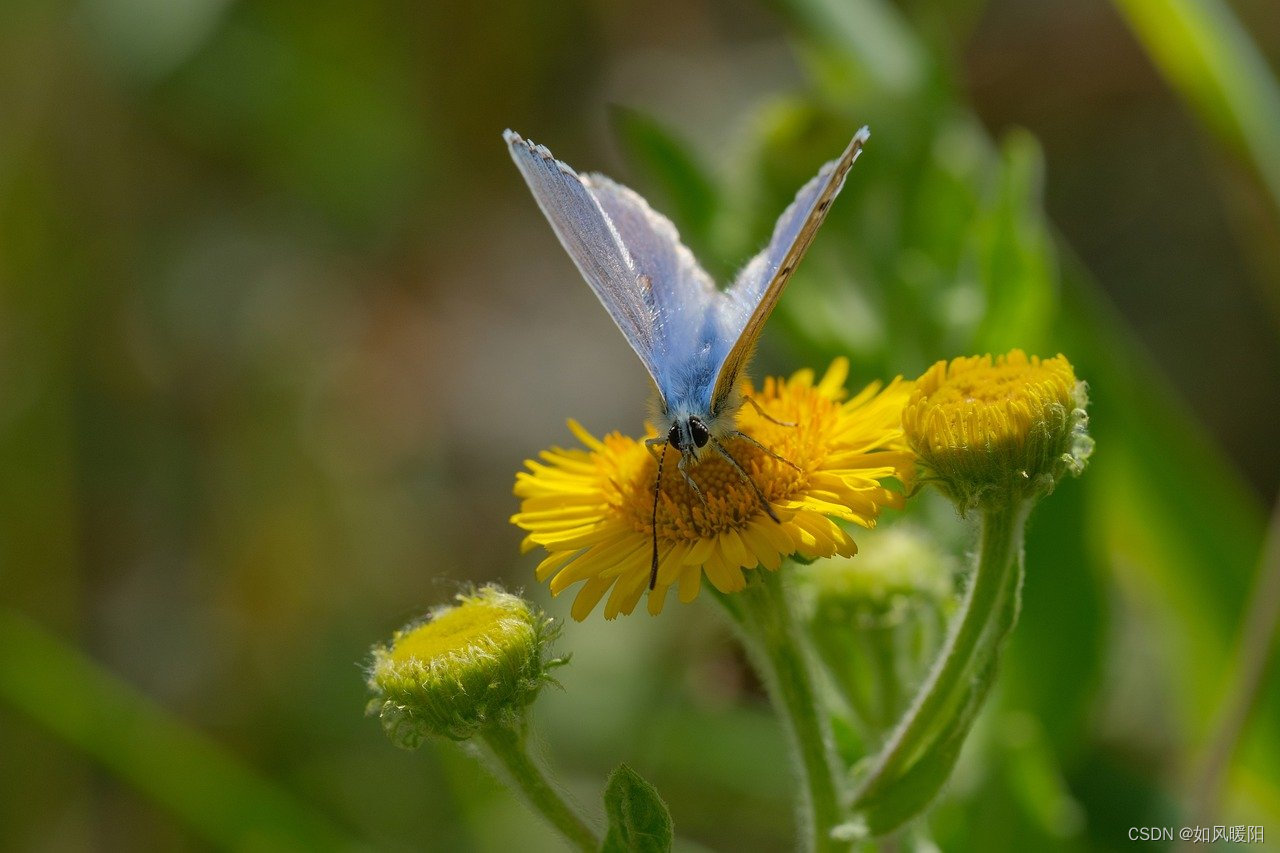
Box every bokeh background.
[2,0,1278,850]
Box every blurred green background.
[2,0,1278,849]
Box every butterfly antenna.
[709,437,782,524]
[649,444,667,590]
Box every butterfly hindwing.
[580,173,721,402]
[709,127,870,416]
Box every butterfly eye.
[689,417,710,448]
[666,422,683,449]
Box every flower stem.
[851,500,1028,833]
[732,569,844,853]
[480,725,599,852]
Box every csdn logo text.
[1129,827,1175,841]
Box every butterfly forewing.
[709,127,870,416]
[504,130,667,394]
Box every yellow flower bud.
[366,586,565,747]
[903,350,1091,512]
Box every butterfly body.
[505,126,869,584]
[646,320,739,459]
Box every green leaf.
[1112,0,1280,230]
[1113,0,1280,324]
[1056,255,1267,727]
[601,764,674,853]
[767,0,928,98]
[0,608,357,851]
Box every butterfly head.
[667,416,711,455]
[655,382,743,463]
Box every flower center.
[910,355,1075,450]
[611,412,825,543]
[938,364,1039,406]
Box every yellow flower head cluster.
[512,360,915,620]
[903,350,1091,511]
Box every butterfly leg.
[676,452,710,511]
[646,439,708,508]
[709,437,781,524]
[744,395,796,427]
[730,430,802,473]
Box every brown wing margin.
[709,128,869,416]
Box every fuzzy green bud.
[799,526,955,737]
[366,586,565,748]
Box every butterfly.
[505,126,869,588]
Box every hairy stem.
[481,725,599,852]
[730,570,845,852]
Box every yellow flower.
[512,360,915,620]
[902,350,1091,511]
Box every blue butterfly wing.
[504,130,666,395]
[579,173,721,411]
[506,127,869,422]
[710,127,870,415]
